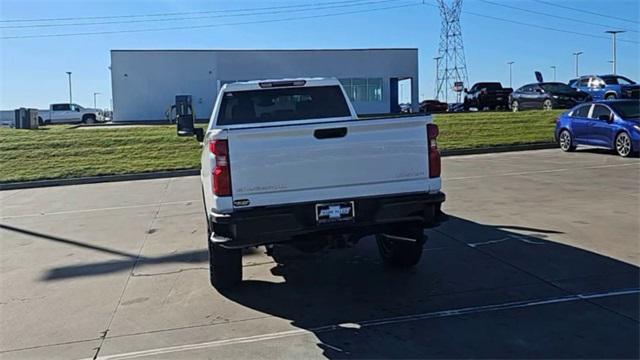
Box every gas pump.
[171,95,203,141]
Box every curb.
[441,142,556,157]
[1,143,557,191]
[0,169,200,191]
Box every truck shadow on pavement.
[220,216,639,359]
[0,223,207,280]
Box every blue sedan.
[555,100,640,157]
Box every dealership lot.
[1,149,638,359]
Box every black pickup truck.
[463,82,513,111]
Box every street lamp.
[572,52,583,77]
[65,71,72,104]
[550,66,557,81]
[605,30,624,75]
[507,61,515,88]
[93,92,101,109]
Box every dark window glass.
[578,78,590,86]
[217,86,351,125]
[572,105,591,118]
[540,83,575,93]
[601,76,636,85]
[476,83,502,90]
[52,104,70,111]
[610,101,640,118]
[590,105,611,120]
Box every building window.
[339,78,383,102]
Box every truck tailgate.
[227,116,434,208]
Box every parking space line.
[0,200,201,219]
[468,235,545,248]
[85,287,639,360]
[447,162,637,181]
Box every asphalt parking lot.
[1,149,638,359]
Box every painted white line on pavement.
[85,287,639,360]
[468,235,545,248]
[447,162,638,181]
[0,200,201,219]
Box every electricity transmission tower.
[434,0,469,103]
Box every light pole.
[550,66,556,81]
[65,71,72,104]
[433,56,442,100]
[605,30,624,75]
[93,92,101,109]
[572,52,583,77]
[507,61,515,88]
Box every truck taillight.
[209,139,231,196]
[427,124,441,178]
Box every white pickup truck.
[178,78,446,289]
[38,103,105,124]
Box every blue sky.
[1,0,638,109]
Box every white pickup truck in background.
[178,78,446,289]
[38,103,105,124]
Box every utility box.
[14,108,38,129]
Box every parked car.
[420,99,448,113]
[463,82,512,111]
[509,82,590,112]
[38,103,105,125]
[556,100,640,157]
[447,102,465,113]
[570,75,639,100]
[399,103,413,113]
[177,78,447,289]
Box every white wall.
[110,49,418,122]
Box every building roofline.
[111,48,418,52]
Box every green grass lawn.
[0,110,562,183]
[434,110,561,150]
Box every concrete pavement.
[1,149,638,359]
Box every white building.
[110,49,418,122]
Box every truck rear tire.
[376,226,424,268]
[208,236,242,290]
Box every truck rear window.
[216,86,351,125]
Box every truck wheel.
[376,226,424,268]
[83,115,96,124]
[207,232,242,290]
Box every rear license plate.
[315,201,355,224]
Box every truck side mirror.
[177,115,195,137]
[176,115,205,142]
[194,128,204,142]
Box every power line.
[0,0,373,23]
[478,0,638,34]
[534,0,639,25]
[463,9,638,44]
[0,0,399,29]
[1,2,421,39]
[420,2,638,45]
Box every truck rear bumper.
[209,192,446,249]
